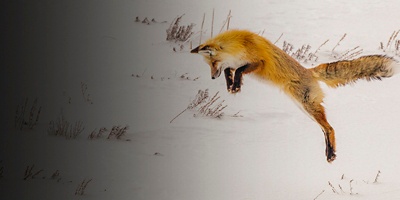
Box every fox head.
[191,43,247,79]
[191,44,224,79]
[191,30,265,79]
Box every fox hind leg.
[303,100,336,162]
[293,84,336,162]
[313,105,336,162]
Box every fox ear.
[190,46,200,53]
[191,45,216,56]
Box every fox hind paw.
[326,147,336,163]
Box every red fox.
[191,29,399,162]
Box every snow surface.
[3,0,400,199]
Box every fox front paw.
[228,84,241,94]
[227,85,232,93]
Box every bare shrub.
[135,16,167,24]
[379,30,400,56]
[332,33,347,53]
[107,125,129,140]
[283,41,294,54]
[89,126,130,141]
[131,71,199,81]
[23,164,44,180]
[283,42,319,64]
[51,170,61,182]
[194,91,227,118]
[336,46,363,60]
[142,17,150,24]
[170,89,228,123]
[166,14,195,42]
[88,127,108,139]
[81,82,93,104]
[14,98,42,130]
[75,178,92,195]
[48,116,85,139]
[292,44,312,61]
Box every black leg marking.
[322,128,336,162]
[224,68,234,92]
[230,64,250,93]
[225,62,259,94]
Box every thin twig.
[313,190,325,200]
[219,10,232,33]
[373,170,381,183]
[386,30,399,50]
[328,181,339,194]
[259,29,265,36]
[349,179,357,195]
[199,13,205,45]
[211,8,214,38]
[338,184,345,194]
[332,33,347,52]
[274,33,283,45]
[19,98,28,130]
[226,10,231,31]
[170,108,188,123]
[314,39,329,54]
[75,179,93,195]
[337,46,363,60]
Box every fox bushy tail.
[310,55,400,88]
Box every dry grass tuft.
[15,98,42,130]
[107,125,129,140]
[373,170,381,183]
[88,127,108,139]
[166,14,195,42]
[88,125,130,141]
[51,170,61,182]
[23,164,44,180]
[194,91,227,118]
[75,178,92,195]
[336,46,363,60]
[81,82,93,104]
[283,42,319,64]
[380,30,400,56]
[170,89,228,123]
[48,116,85,139]
[332,33,347,53]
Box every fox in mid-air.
[191,29,399,162]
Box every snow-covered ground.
[3,0,400,199]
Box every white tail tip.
[389,60,400,76]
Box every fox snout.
[190,46,200,54]
[211,68,222,79]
